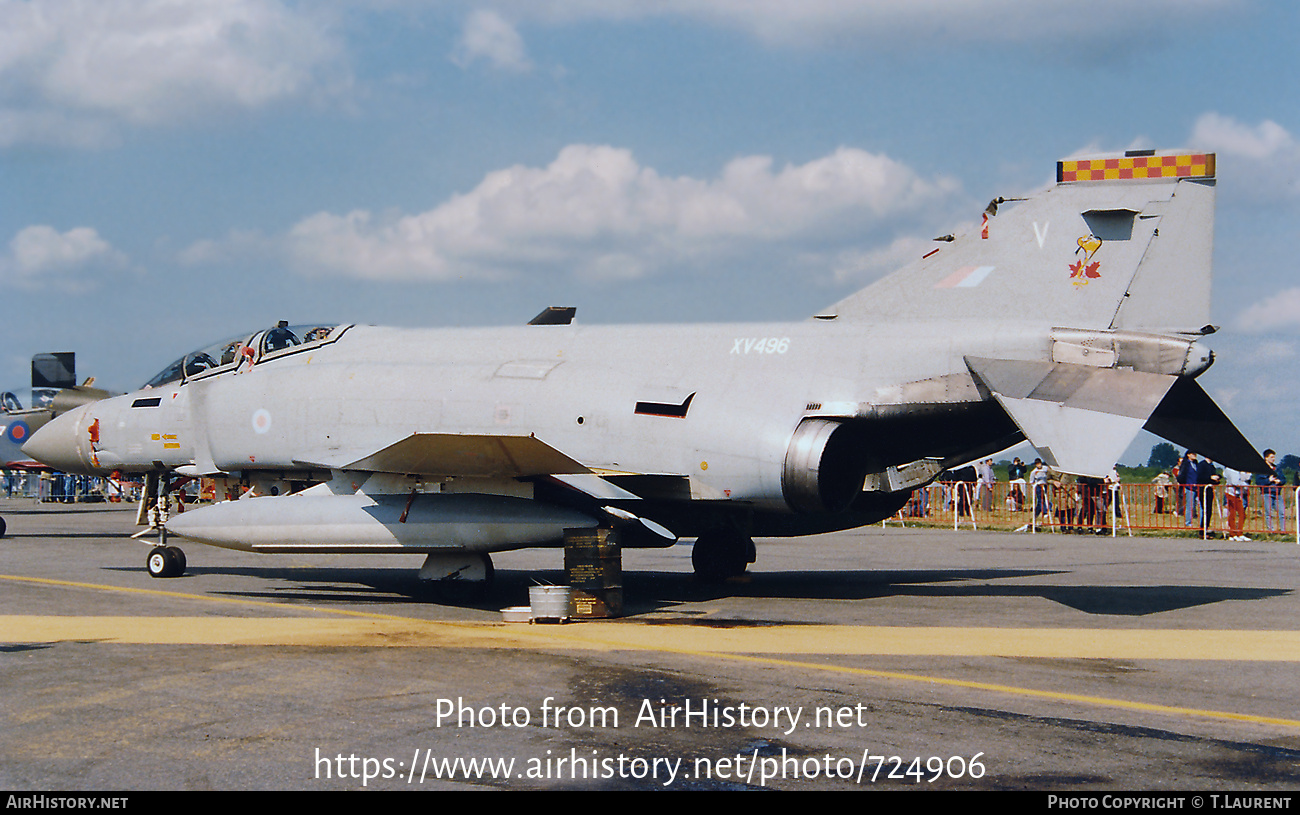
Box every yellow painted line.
[541,625,1300,661]
[5,615,1300,730]
[6,574,1300,660]
[0,573,425,622]
[6,613,1300,662]
[0,615,500,648]
[649,651,1300,730]
[6,573,1300,730]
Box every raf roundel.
[251,409,272,435]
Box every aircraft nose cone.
[22,406,90,474]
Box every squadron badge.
[1069,234,1102,287]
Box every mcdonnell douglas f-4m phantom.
[23,150,1265,583]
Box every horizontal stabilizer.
[968,356,1266,475]
[967,357,1177,477]
[966,357,1177,418]
[296,432,590,477]
[1143,378,1268,473]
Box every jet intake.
[782,419,867,514]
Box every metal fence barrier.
[893,481,1300,544]
[0,472,116,503]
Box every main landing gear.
[690,529,756,582]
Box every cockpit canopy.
[142,323,342,389]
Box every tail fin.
[31,352,76,409]
[826,151,1216,333]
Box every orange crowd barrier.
[892,481,1299,543]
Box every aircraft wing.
[294,433,691,503]
[293,432,592,478]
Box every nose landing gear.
[147,544,187,578]
[137,472,187,578]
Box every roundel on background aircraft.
[6,419,30,444]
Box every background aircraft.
[23,150,1266,582]
[1,353,116,537]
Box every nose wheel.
[147,544,187,578]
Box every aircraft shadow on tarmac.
[102,564,1291,618]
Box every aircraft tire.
[691,530,751,582]
[166,546,187,575]
[0,516,5,538]
[147,546,180,578]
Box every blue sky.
[4,0,1299,463]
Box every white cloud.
[1256,340,1297,360]
[0,0,346,147]
[176,229,270,267]
[1190,113,1300,202]
[452,9,532,72]
[827,233,955,284]
[1192,114,1295,161]
[0,108,116,151]
[1068,115,1300,205]
[0,225,128,290]
[485,0,1236,48]
[1236,287,1300,333]
[1212,386,1240,412]
[270,144,960,281]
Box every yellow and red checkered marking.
[1057,153,1215,182]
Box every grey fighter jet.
[23,150,1264,582]
[1,353,114,537]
